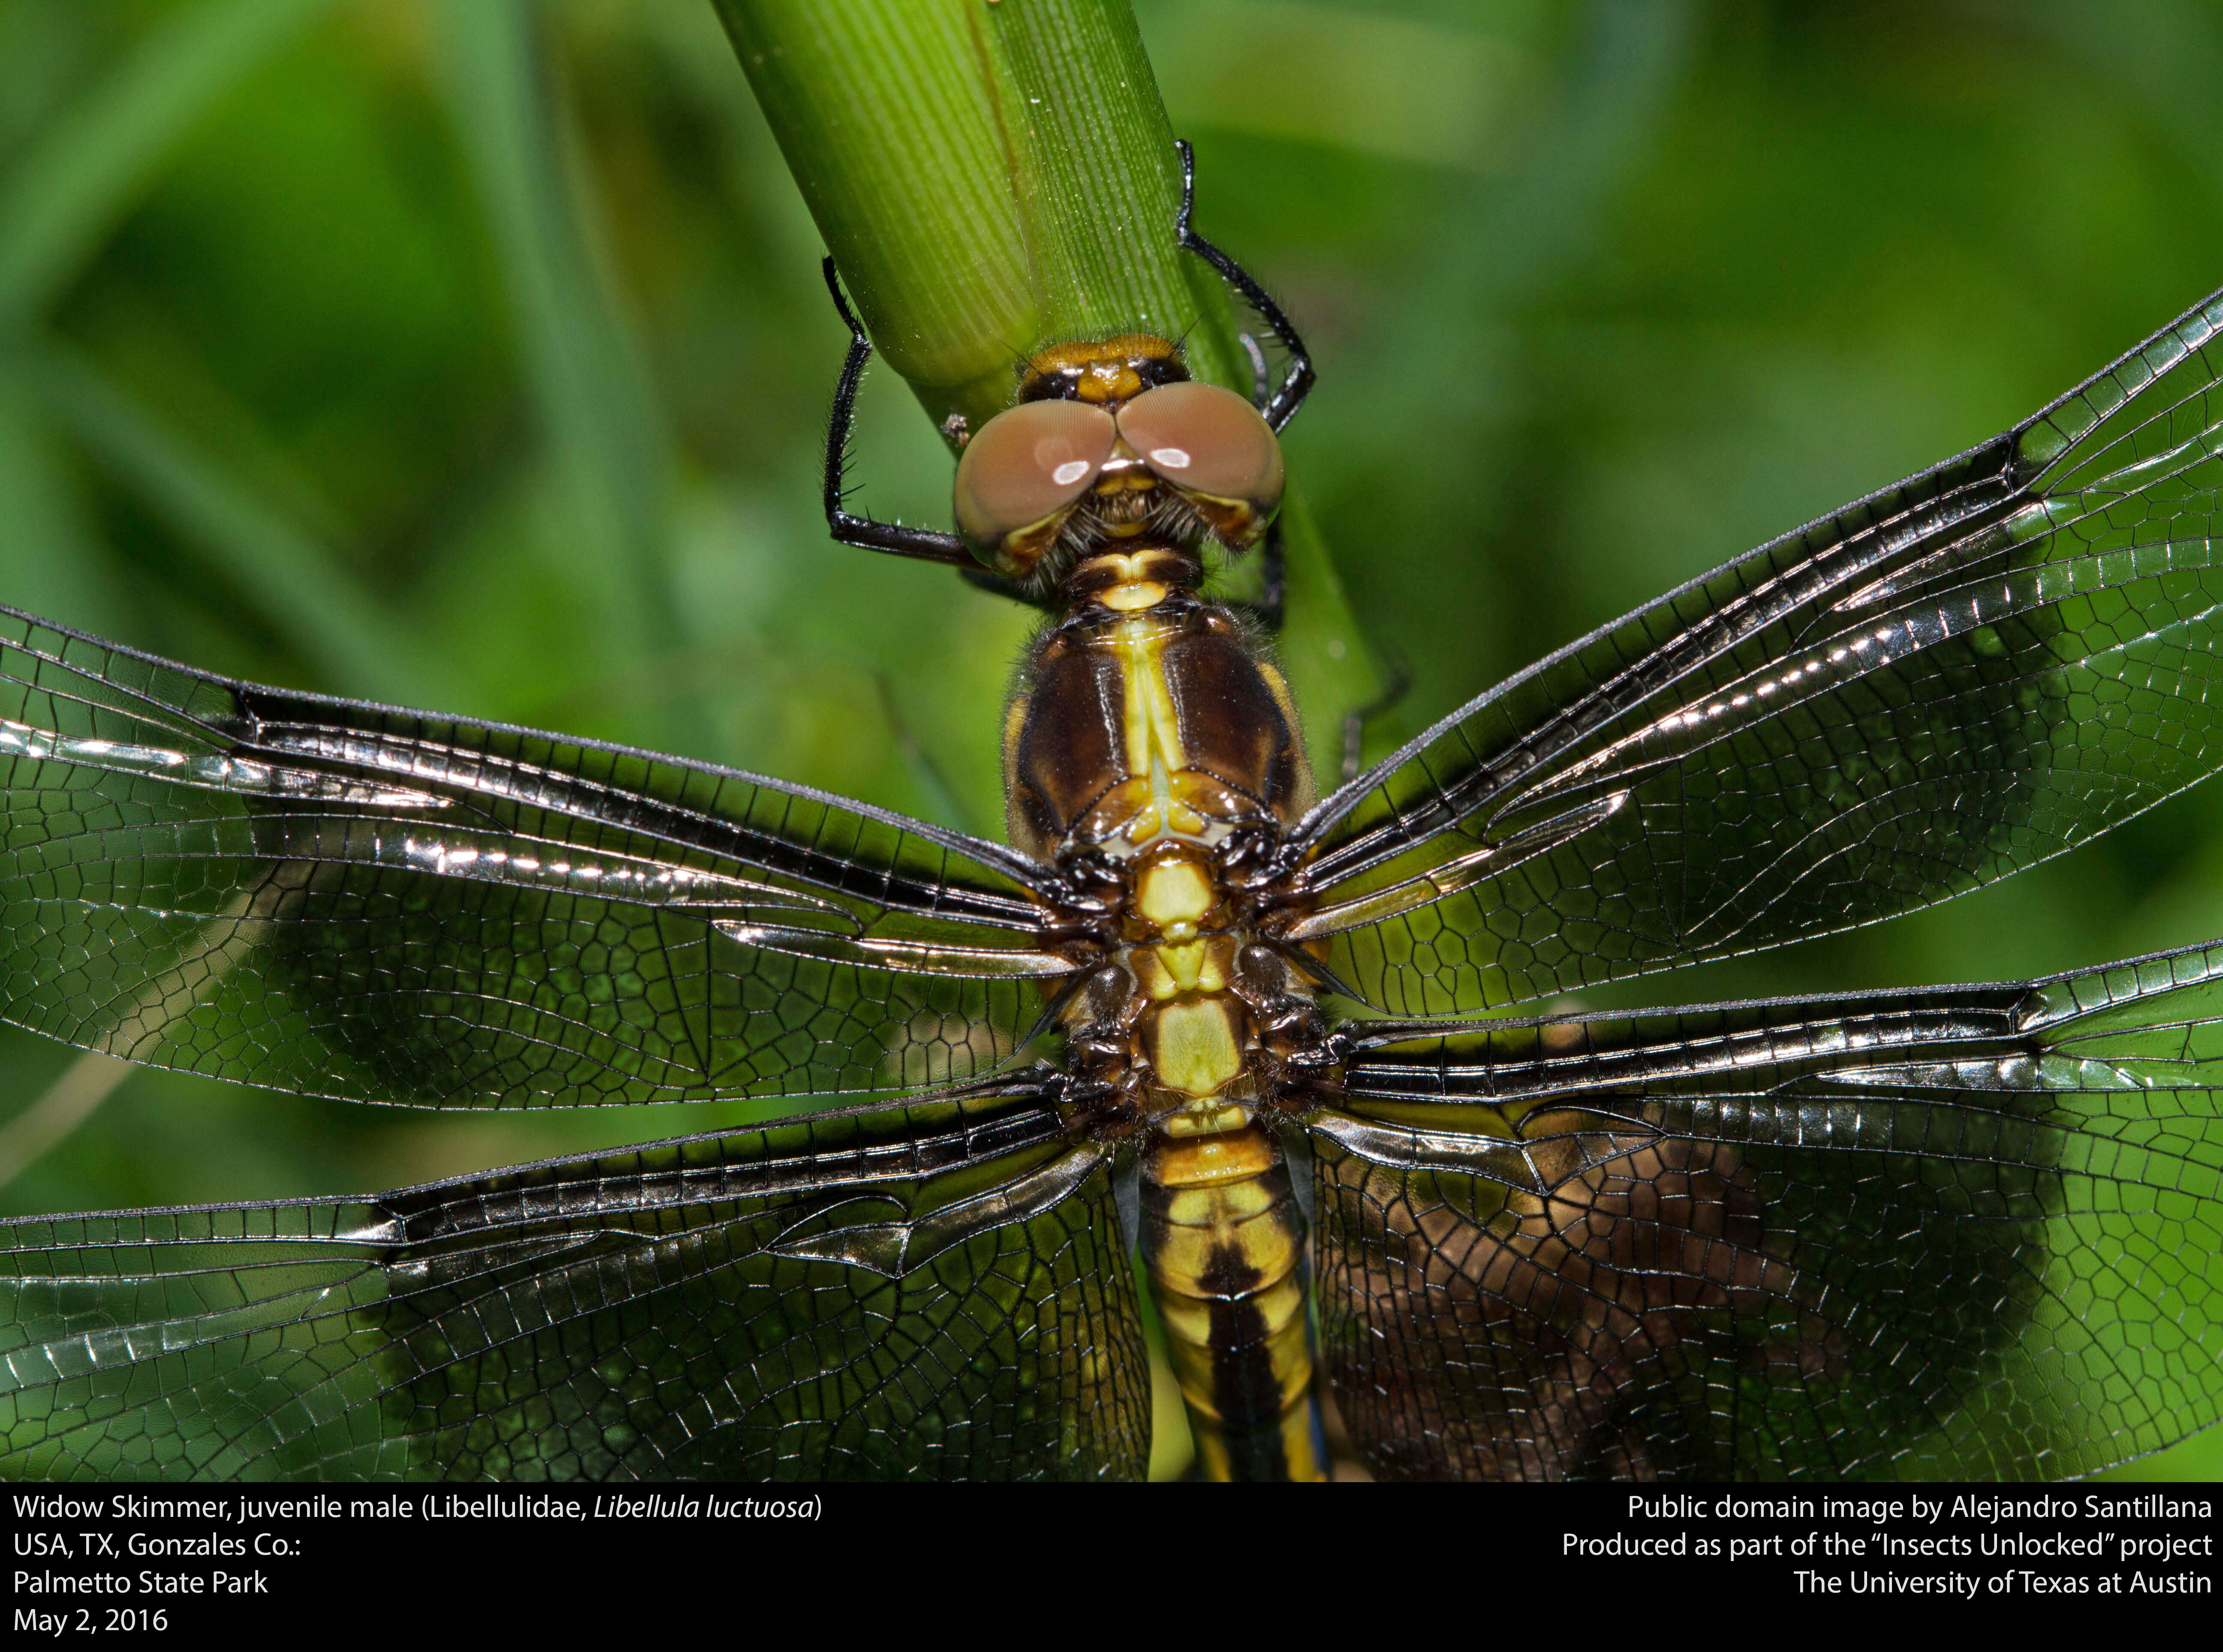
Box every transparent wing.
[1294,288,2223,1015]
[1308,939,2223,1480]
[0,1088,1148,1481]
[0,607,1069,1109]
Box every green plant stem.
[714,0,1390,776]
[715,0,1244,436]
[438,0,678,652]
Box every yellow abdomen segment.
[1141,1123,1324,1482]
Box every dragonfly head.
[953,336,1285,591]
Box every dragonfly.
[0,140,2220,1483]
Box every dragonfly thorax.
[1003,597,1313,859]
[1003,550,1334,1146]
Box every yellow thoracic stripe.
[1115,615,1187,830]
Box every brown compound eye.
[952,399,1118,575]
[1115,380,1284,547]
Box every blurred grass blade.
[2020,0,2223,193]
[0,1052,131,1193]
[1467,0,1696,304]
[0,0,337,328]
[0,373,120,630]
[28,343,454,704]
[433,0,684,720]
[1274,496,1384,784]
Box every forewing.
[1298,288,2223,1014]
[1310,941,2223,1480]
[0,607,1064,1108]
[0,1091,1148,1481]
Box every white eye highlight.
[952,399,1118,570]
[1117,381,1283,526]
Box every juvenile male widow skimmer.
[0,141,2219,1481]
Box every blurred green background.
[0,0,2219,1479]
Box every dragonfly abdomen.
[1141,1123,1325,1483]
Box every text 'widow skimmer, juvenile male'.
[0,142,2219,1481]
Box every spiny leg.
[1177,142,1408,748]
[818,259,971,567]
[1174,139,1315,432]
[1226,517,1287,635]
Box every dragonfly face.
[2,139,2222,1480]
[952,341,1283,586]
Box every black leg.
[1341,651,1411,784]
[1171,144,1398,769]
[1174,140,1316,432]
[819,260,972,567]
[1228,516,1287,635]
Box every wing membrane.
[1311,941,2223,1480]
[0,609,1066,1108]
[0,1089,1147,1480]
[1301,288,2223,1013]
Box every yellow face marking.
[1020,334,1180,406]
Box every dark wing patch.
[1312,940,2223,1480]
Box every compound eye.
[953,400,1118,572]
[1116,381,1285,538]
